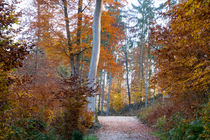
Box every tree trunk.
[138,44,143,81]
[106,72,112,116]
[80,56,84,80]
[140,19,145,92]
[97,71,103,113]
[75,0,83,75]
[149,49,152,101]
[145,45,150,108]
[98,94,101,113]
[87,0,103,113]
[34,0,40,86]
[153,84,156,104]
[100,70,105,115]
[70,57,75,76]
[76,55,80,75]
[62,0,75,76]
[141,44,145,92]
[125,50,131,106]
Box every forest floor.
[95,116,158,140]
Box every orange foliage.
[151,0,209,113]
[98,1,125,75]
[51,76,95,138]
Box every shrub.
[199,102,210,139]
[152,105,210,140]
[83,135,98,140]
[138,98,184,126]
[72,130,83,140]
[137,105,158,121]
[52,76,95,139]
[8,118,62,140]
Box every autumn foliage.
[137,0,210,139]
[151,0,209,112]
[1,0,209,139]
[0,1,97,139]
[0,1,29,138]
[52,76,95,138]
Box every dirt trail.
[96,116,158,140]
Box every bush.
[137,99,209,140]
[6,76,96,140]
[137,105,158,121]
[83,135,98,140]
[72,130,83,140]
[152,106,210,140]
[140,100,180,126]
[52,76,95,139]
[8,118,62,140]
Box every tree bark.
[100,70,105,115]
[62,0,75,76]
[153,84,156,105]
[125,50,131,106]
[97,71,103,113]
[145,45,150,108]
[138,44,142,81]
[98,94,101,113]
[75,0,83,75]
[140,21,145,92]
[106,72,112,116]
[87,0,103,113]
[141,44,145,91]
[34,0,41,86]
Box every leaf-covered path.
[96,116,158,140]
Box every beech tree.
[151,0,209,113]
[87,0,103,112]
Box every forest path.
[95,116,158,140]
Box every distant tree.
[106,72,112,116]
[100,69,106,114]
[132,0,155,107]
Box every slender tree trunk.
[70,57,75,76]
[97,71,103,113]
[153,84,156,104]
[162,95,165,103]
[138,44,143,100]
[138,44,142,80]
[149,50,152,100]
[75,0,83,75]
[79,54,84,80]
[76,55,80,75]
[106,72,112,116]
[62,0,75,76]
[87,0,103,113]
[141,44,145,91]
[145,45,150,108]
[98,94,101,112]
[34,0,41,86]
[125,50,131,106]
[100,70,105,115]
[124,22,131,106]
[140,20,145,92]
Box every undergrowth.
[137,99,210,140]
